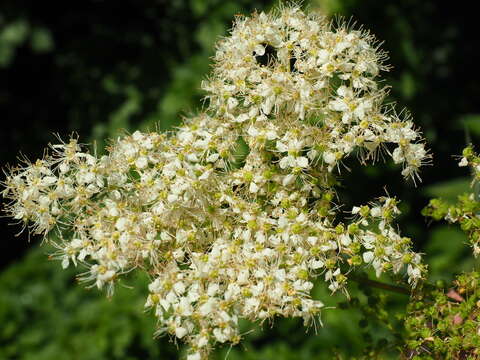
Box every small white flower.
[459,157,468,167]
[363,251,374,263]
[323,152,336,165]
[187,353,201,360]
[175,327,188,339]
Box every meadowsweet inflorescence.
[2,6,429,359]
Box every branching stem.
[350,275,411,295]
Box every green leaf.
[425,225,469,280]
[422,177,471,203]
[30,27,54,53]
[0,19,29,45]
[459,114,480,138]
[400,72,416,100]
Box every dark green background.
[1,0,479,358]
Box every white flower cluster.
[203,6,429,181]
[2,6,428,360]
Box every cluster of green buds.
[405,272,480,358]
[412,146,480,359]
[2,5,428,359]
[423,145,480,257]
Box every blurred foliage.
[1,0,480,359]
[422,178,471,204]
[461,115,480,137]
[0,18,53,67]
[0,246,178,360]
[423,226,471,282]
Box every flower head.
[1,5,428,359]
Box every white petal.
[282,174,296,186]
[296,156,309,168]
[363,251,374,263]
[175,327,188,339]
